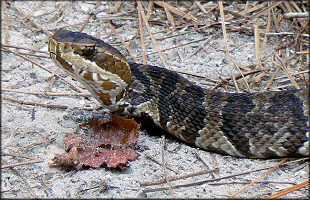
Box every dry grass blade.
[258,5,272,61]
[4,152,42,160]
[1,159,44,169]
[138,3,146,64]
[144,153,180,173]
[79,2,100,31]
[143,165,286,193]
[162,1,175,27]
[212,69,262,91]
[141,167,219,186]
[136,37,208,58]
[146,1,154,20]
[2,88,91,97]
[1,46,85,93]
[276,56,300,89]
[249,1,283,20]
[161,136,175,198]
[107,22,138,62]
[228,158,289,199]
[188,35,213,58]
[218,0,240,92]
[1,44,48,53]
[2,0,10,44]
[296,51,310,54]
[265,65,281,89]
[2,160,38,198]
[14,5,49,36]
[284,12,309,19]
[2,94,69,110]
[254,24,263,69]
[264,180,310,199]
[194,1,209,14]
[137,2,170,68]
[154,1,199,23]
[213,7,248,19]
[231,61,252,92]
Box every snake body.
[49,29,309,158]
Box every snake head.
[48,29,132,111]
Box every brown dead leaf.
[52,114,140,170]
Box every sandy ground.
[1,1,309,199]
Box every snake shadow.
[133,117,198,150]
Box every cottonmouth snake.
[48,29,309,158]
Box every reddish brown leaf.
[52,114,140,169]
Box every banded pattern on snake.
[49,29,309,158]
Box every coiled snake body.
[49,29,309,158]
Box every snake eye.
[82,46,96,57]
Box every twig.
[218,1,240,92]
[265,32,309,37]
[232,60,252,92]
[194,1,209,14]
[154,1,199,23]
[1,46,85,93]
[249,1,283,20]
[2,94,96,111]
[188,35,213,58]
[3,152,41,160]
[264,180,310,199]
[2,94,69,109]
[2,126,21,148]
[228,157,289,199]
[138,3,146,64]
[142,160,300,193]
[265,64,281,89]
[258,5,272,61]
[107,22,138,62]
[136,37,209,58]
[162,1,175,27]
[2,88,91,97]
[2,0,10,44]
[44,75,57,95]
[137,2,170,68]
[1,47,49,58]
[276,55,300,89]
[254,24,263,69]
[212,69,261,91]
[207,180,296,186]
[141,167,218,186]
[273,70,309,80]
[283,12,309,19]
[79,2,100,32]
[2,159,44,169]
[144,153,180,173]
[296,51,310,54]
[161,135,175,198]
[2,160,38,197]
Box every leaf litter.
[52,114,140,170]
